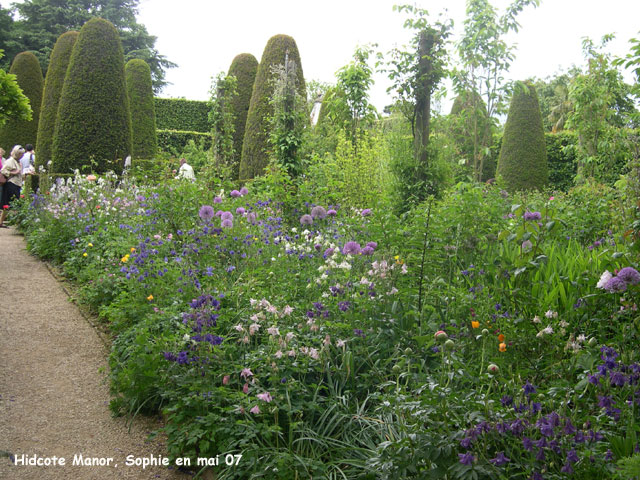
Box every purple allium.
[221,211,233,221]
[361,246,375,255]
[604,276,627,293]
[199,205,215,221]
[215,210,224,217]
[213,196,222,203]
[489,452,510,466]
[300,214,313,225]
[342,241,362,255]
[247,212,257,224]
[236,207,246,215]
[323,247,335,258]
[361,208,372,217]
[458,452,475,466]
[311,206,327,219]
[327,209,337,216]
[524,211,542,221]
[240,186,249,196]
[230,190,241,198]
[617,267,640,285]
[366,241,378,250]
[221,219,233,228]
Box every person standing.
[0,147,5,169]
[21,144,36,175]
[175,158,195,180]
[0,145,25,228]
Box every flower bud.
[404,347,413,356]
[588,337,597,347]
[482,329,490,336]
[434,330,448,343]
[392,364,402,374]
[444,339,455,351]
[487,364,499,374]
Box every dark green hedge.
[545,131,578,191]
[0,51,43,152]
[239,34,306,180]
[126,59,157,159]
[154,98,210,132]
[52,18,132,174]
[496,82,548,191]
[228,53,258,180]
[36,31,79,168]
[157,129,212,154]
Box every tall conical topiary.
[125,58,157,159]
[0,51,43,152]
[227,53,258,180]
[52,18,132,174]
[497,82,548,191]
[239,34,306,180]
[36,31,79,169]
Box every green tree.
[239,34,306,180]
[227,53,258,180]
[7,0,175,93]
[0,50,32,130]
[208,72,238,176]
[453,0,540,181]
[125,58,157,159]
[496,81,548,191]
[52,18,132,173]
[36,30,78,167]
[0,5,23,71]
[0,51,43,151]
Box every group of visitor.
[0,144,36,228]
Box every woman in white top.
[0,145,25,228]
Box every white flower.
[249,323,261,335]
[234,324,244,332]
[536,326,554,337]
[545,310,557,319]
[267,326,280,336]
[533,315,542,324]
[596,270,613,289]
[336,339,346,348]
[577,334,586,343]
[274,350,283,359]
[559,320,569,328]
[308,348,320,360]
[401,264,408,274]
[285,332,295,342]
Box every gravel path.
[0,227,190,480]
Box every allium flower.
[361,208,372,216]
[240,186,249,196]
[221,219,233,228]
[342,241,362,255]
[327,209,337,216]
[199,205,215,221]
[257,392,272,402]
[250,405,260,414]
[323,247,334,258]
[300,214,313,225]
[213,196,222,203]
[524,211,542,221]
[362,246,375,255]
[366,241,378,250]
[230,190,241,198]
[617,267,640,285]
[311,206,327,219]
[596,270,613,289]
[604,276,627,293]
[236,207,246,215]
[221,211,233,221]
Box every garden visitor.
[0,145,25,228]
[21,144,35,175]
[175,158,195,181]
[0,147,5,168]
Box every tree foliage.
[496,82,548,191]
[36,30,78,167]
[125,58,157,159]
[5,0,175,93]
[0,50,32,130]
[52,18,132,173]
[239,34,306,180]
[0,51,42,151]
[208,72,238,176]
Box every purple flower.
[618,267,640,285]
[460,437,473,448]
[366,241,377,249]
[247,212,257,224]
[230,190,241,198]
[522,437,534,451]
[221,211,233,221]
[239,186,249,196]
[530,473,543,480]
[300,214,313,225]
[362,246,375,255]
[311,206,327,219]
[236,207,246,215]
[524,211,542,221]
[489,451,510,466]
[342,241,362,255]
[458,452,475,465]
[566,449,579,464]
[213,196,222,203]
[597,395,614,408]
[604,276,627,293]
[560,463,574,474]
[221,219,233,228]
[323,248,334,258]
[199,205,215,221]
[327,209,337,216]
[523,381,537,396]
[361,208,372,217]
[353,328,365,338]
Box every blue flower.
[458,452,474,465]
[489,451,510,466]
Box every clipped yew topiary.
[239,34,306,180]
[36,31,79,168]
[125,58,157,159]
[52,18,131,174]
[227,53,258,180]
[496,82,548,191]
[0,51,43,152]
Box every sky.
[136,0,640,112]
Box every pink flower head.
[240,187,249,196]
[250,405,260,414]
[230,190,241,198]
[213,196,223,204]
[222,375,230,385]
[257,392,272,402]
[243,383,249,394]
[240,368,253,379]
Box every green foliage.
[240,34,306,180]
[227,53,258,180]
[125,58,157,159]
[154,97,210,132]
[52,18,132,174]
[545,131,578,191]
[0,51,42,151]
[209,72,238,177]
[0,49,32,130]
[156,130,212,155]
[497,82,548,191]
[36,31,78,168]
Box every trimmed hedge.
[157,129,212,154]
[125,59,157,159]
[36,31,79,168]
[228,53,258,180]
[0,51,43,152]
[496,82,548,191]
[239,34,306,180]
[546,131,578,191]
[52,18,132,174]
[154,98,210,132]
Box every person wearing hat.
[0,145,25,228]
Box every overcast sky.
[137,0,640,111]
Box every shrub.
[496,82,548,191]
[154,98,210,132]
[0,51,43,152]
[239,34,306,180]
[52,18,131,174]
[545,130,578,191]
[125,59,157,159]
[156,130,212,155]
[227,53,258,180]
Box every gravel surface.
[0,227,190,480]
